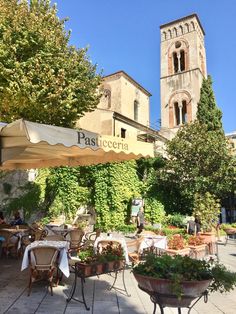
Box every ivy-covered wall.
[92,161,142,231]
[1,157,166,230]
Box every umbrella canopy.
[0,119,154,170]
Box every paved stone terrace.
[0,240,236,314]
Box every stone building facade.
[159,14,207,139]
[78,70,166,155]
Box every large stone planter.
[133,272,211,307]
[165,247,190,257]
[199,232,216,254]
[189,244,207,259]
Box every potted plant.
[76,247,104,277]
[75,242,125,277]
[166,234,190,256]
[187,235,207,259]
[97,242,125,272]
[133,254,236,308]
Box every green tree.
[157,121,236,213]
[197,75,223,132]
[0,0,101,127]
[193,192,221,232]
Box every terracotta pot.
[133,272,211,307]
[165,247,190,256]
[223,228,236,235]
[103,261,115,272]
[76,262,104,277]
[199,232,216,244]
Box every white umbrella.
[0,119,154,170]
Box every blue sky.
[54,0,236,133]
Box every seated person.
[10,211,24,226]
[0,211,6,224]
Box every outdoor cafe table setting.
[21,240,70,278]
[1,227,30,251]
[138,234,167,254]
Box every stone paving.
[0,239,236,314]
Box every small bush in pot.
[133,254,236,302]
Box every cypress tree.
[197,75,223,131]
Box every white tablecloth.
[139,235,167,253]
[94,235,129,263]
[21,240,70,277]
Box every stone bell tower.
[159,14,207,139]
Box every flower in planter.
[187,235,204,246]
[167,234,186,250]
[97,241,124,262]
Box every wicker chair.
[96,239,121,253]
[19,228,48,257]
[28,246,59,296]
[0,230,19,257]
[66,228,84,252]
[44,235,65,241]
[126,237,145,264]
[83,229,101,249]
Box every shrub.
[166,213,186,228]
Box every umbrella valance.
[0,119,154,170]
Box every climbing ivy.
[44,166,91,220]
[91,161,142,231]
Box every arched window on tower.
[173,52,178,73]
[191,21,195,31]
[168,29,172,39]
[173,27,177,37]
[180,50,185,71]
[185,23,189,33]
[134,100,139,121]
[174,102,180,126]
[179,25,183,35]
[182,100,187,124]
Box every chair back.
[68,228,84,249]
[126,237,144,252]
[30,246,59,270]
[0,230,16,246]
[45,235,65,241]
[18,224,29,229]
[31,229,48,241]
[96,240,121,253]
